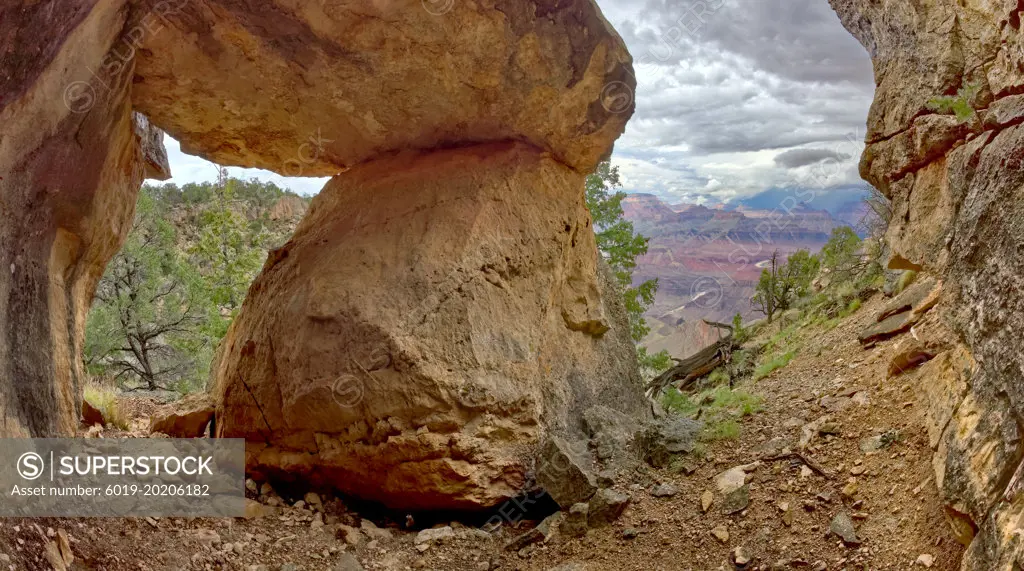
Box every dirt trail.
[0,295,962,571]
[509,293,963,571]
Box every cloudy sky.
[156,0,876,204]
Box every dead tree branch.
[760,451,832,479]
[645,320,735,398]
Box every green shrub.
[822,227,862,273]
[661,385,762,444]
[896,270,918,294]
[638,347,674,376]
[834,281,857,301]
[661,388,699,417]
[688,443,708,460]
[84,383,129,430]
[753,350,797,381]
[927,82,981,124]
[839,298,862,318]
[705,419,741,441]
[702,385,763,417]
[752,249,820,323]
[707,367,731,387]
[732,313,749,345]
[765,322,800,355]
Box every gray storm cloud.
[599,0,875,200]
[773,148,853,169]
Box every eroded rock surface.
[0,1,169,436]
[150,393,215,438]
[130,0,634,174]
[858,278,942,346]
[213,143,647,510]
[831,1,1024,566]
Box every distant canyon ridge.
[623,189,868,357]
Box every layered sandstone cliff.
[831,1,1024,568]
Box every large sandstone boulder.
[213,143,647,510]
[150,393,216,438]
[130,0,634,174]
[536,436,599,508]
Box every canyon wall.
[831,1,1024,568]
[622,193,845,356]
[0,1,169,437]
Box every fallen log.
[645,320,734,398]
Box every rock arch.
[1,0,644,509]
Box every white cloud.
[604,0,874,202]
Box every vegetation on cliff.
[658,221,886,446]
[585,161,672,372]
[84,174,307,394]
